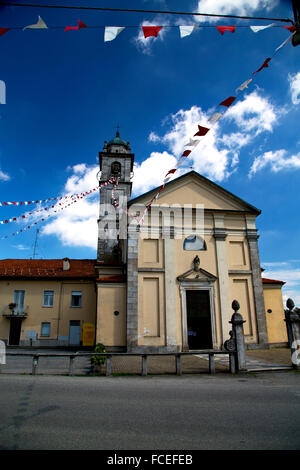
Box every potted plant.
[8,302,17,314]
[91,343,106,374]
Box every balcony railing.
[2,306,28,318]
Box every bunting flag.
[184,138,200,148]
[253,57,271,74]
[1,178,116,238]
[250,23,276,33]
[0,19,297,44]
[194,125,210,137]
[23,16,48,30]
[0,177,115,208]
[0,28,10,37]
[282,25,296,32]
[208,112,223,123]
[216,25,236,35]
[275,32,295,52]
[235,78,253,94]
[219,96,236,107]
[142,26,162,38]
[104,26,125,42]
[179,24,198,38]
[64,20,87,32]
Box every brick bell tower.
[97,129,134,264]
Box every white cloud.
[0,169,10,181]
[143,91,281,187]
[41,164,100,250]
[249,149,300,177]
[132,151,177,196]
[288,71,300,105]
[194,0,278,23]
[224,90,278,135]
[147,105,236,183]
[11,244,30,251]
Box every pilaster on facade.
[213,215,231,345]
[126,228,139,352]
[163,234,178,351]
[246,229,269,346]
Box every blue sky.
[0,0,299,304]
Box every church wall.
[96,284,126,347]
[228,274,258,342]
[137,238,166,348]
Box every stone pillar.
[246,229,268,347]
[126,227,139,352]
[213,216,231,345]
[224,300,247,372]
[285,298,300,369]
[163,235,178,352]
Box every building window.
[71,291,82,308]
[111,161,121,176]
[43,290,54,307]
[13,290,25,314]
[183,235,207,251]
[41,322,51,337]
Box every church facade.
[0,132,288,350]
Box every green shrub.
[91,343,106,365]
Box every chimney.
[63,258,70,271]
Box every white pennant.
[275,32,294,52]
[235,78,253,94]
[249,23,276,33]
[23,16,48,30]
[179,24,198,38]
[208,112,222,123]
[104,26,125,42]
[184,138,200,147]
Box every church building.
[0,131,288,350]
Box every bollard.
[69,355,76,376]
[209,353,215,374]
[175,354,182,375]
[229,352,236,374]
[285,298,300,369]
[142,355,147,376]
[106,355,112,376]
[230,301,247,371]
[32,355,39,375]
[224,300,247,372]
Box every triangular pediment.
[129,171,260,214]
[177,267,217,283]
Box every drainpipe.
[57,281,63,345]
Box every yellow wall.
[263,285,288,344]
[0,279,96,344]
[96,284,126,347]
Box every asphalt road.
[0,372,299,450]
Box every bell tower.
[97,129,134,263]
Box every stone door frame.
[179,281,217,351]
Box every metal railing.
[4,350,237,376]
